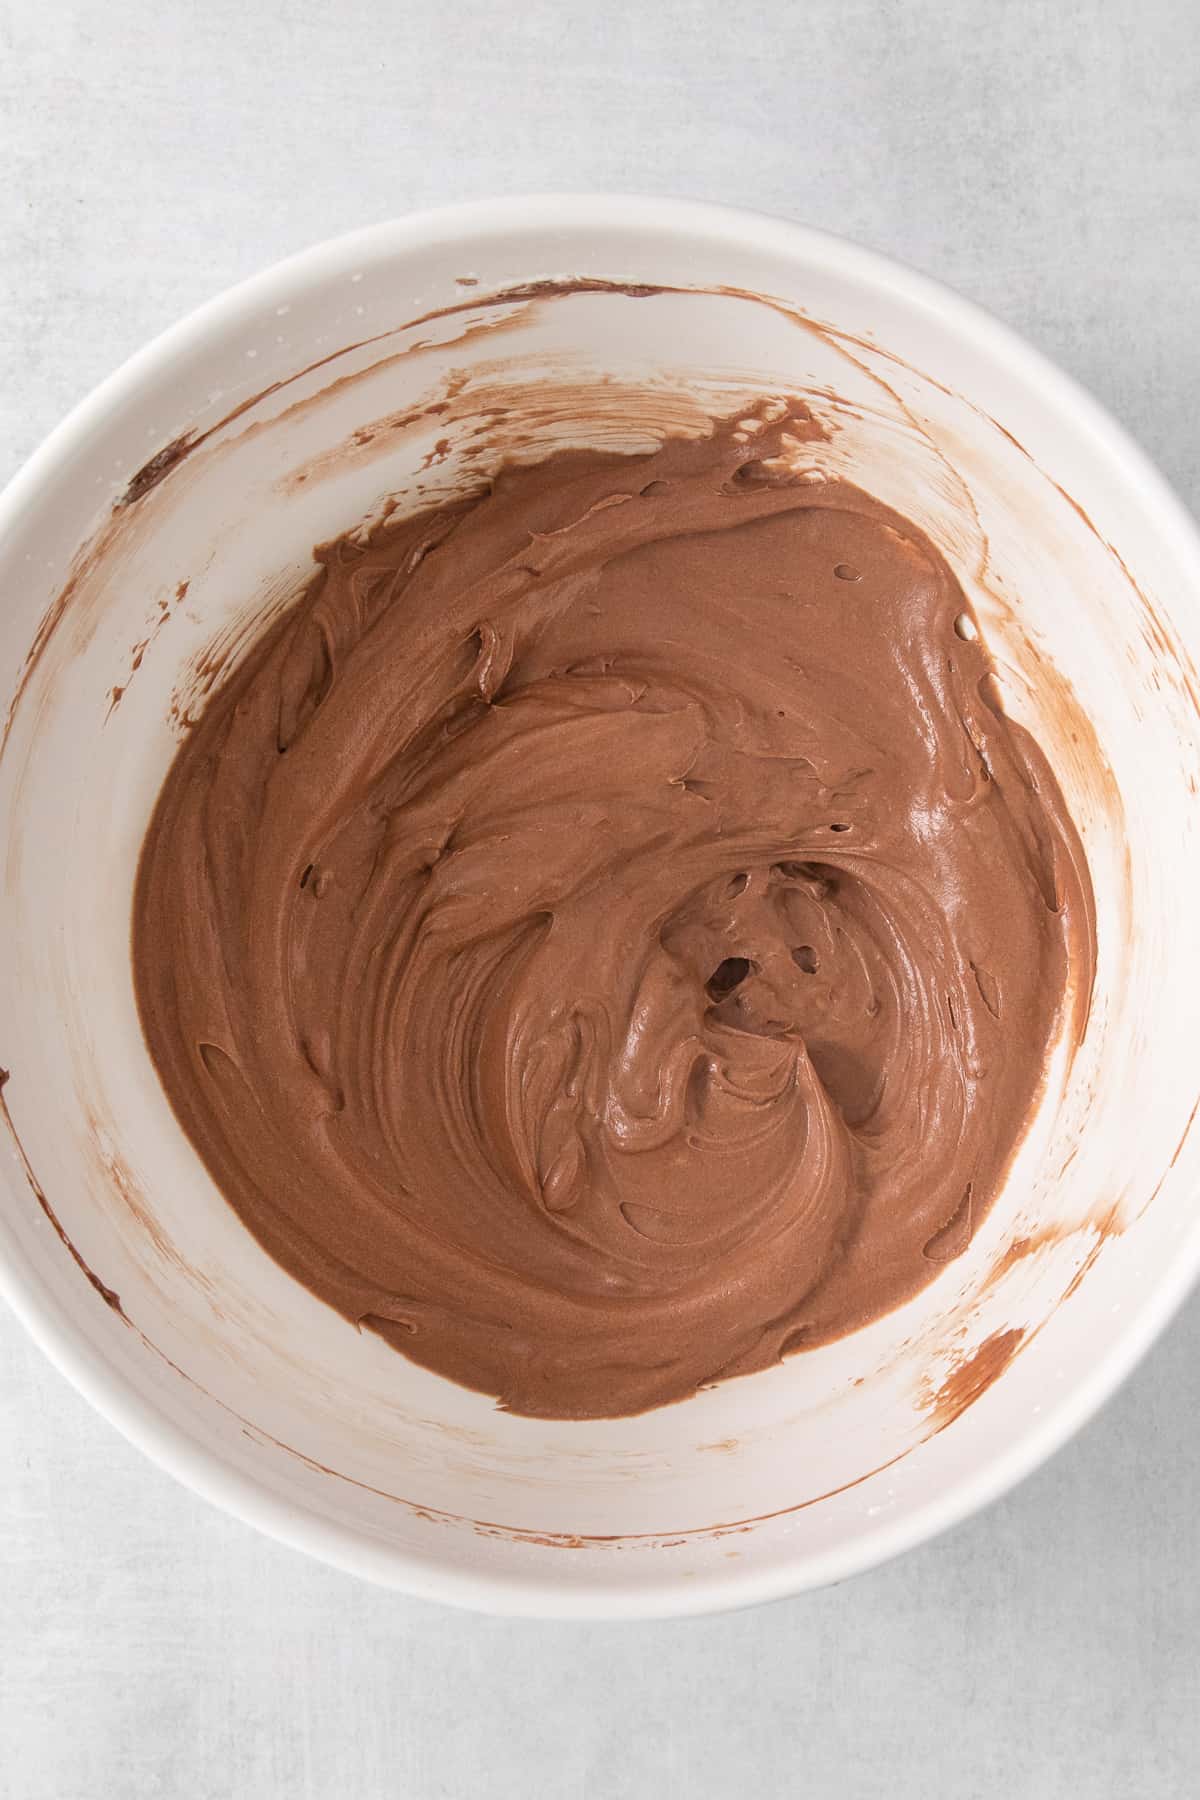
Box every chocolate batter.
[133,402,1095,1418]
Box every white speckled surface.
[2,1,1198,1793]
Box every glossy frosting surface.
[134,406,1095,1417]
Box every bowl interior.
[3,201,1200,1614]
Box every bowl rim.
[3,192,1200,1620]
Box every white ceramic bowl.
[3,197,1200,1620]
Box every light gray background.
[2,2,1198,1795]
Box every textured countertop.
[2,2,1198,1794]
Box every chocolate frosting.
[133,403,1095,1418]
